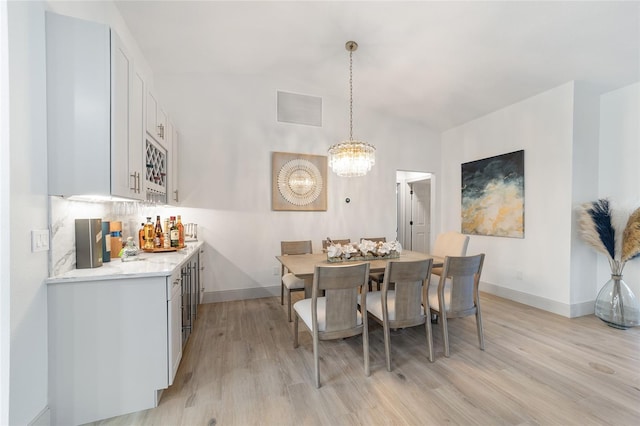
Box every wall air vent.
[277,91,322,127]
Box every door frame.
[396,170,436,252]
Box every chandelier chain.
[349,48,353,141]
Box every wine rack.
[145,138,167,201]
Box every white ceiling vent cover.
[277,91,322,127]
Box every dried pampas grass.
[622,207,640,263]
[579,199,640,274]
[578,199,615,261]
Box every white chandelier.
[328,41,375,177]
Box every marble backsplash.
[49,197,152,276]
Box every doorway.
[396,171,433,253]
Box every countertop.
[46,241,203,284]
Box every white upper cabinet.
[46,12,145,200]
[167,120,180,205]
[112,32,145,200]
[146,90,168,147]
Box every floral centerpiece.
[326,239,402,263]
[578,199,640,329]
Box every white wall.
[7,1,50,424]
[441,82,579,315]
[441,81,640,317]
[153,71,441,299]
[569,82,602,312]
[599,83,640,297]
[1,0,11,422]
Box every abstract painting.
[461,150,524,238]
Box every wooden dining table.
[276,250,444,298]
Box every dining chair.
[321,238,351,251]
[362,237,386,290]
[364,259,434,370]
[293,262,371,388]
[427,254,485,357]
[430,231,469,277]
[281,240,313,322]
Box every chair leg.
[424,318,434,362]
[280,282,284,305]
[441,311,450,358]
[383,320,391,372]
[313,331,320,388]
[287,289,292,322]
[293,313,299,348]
[363,321,370,377]
[476,308,485,351]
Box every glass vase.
[594,274,640,329]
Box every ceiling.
[115,0,640,132]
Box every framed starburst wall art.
[461,150,525,238]
[272,152,327,211]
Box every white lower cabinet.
[47,249,200,425]
[48,277,167,425]
[168,270,183,385]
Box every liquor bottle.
[170,216,179,248]
[177,215,185,248]
[163,218,170,249]
[144,217,155,250]
[110,221,123,258]
[138,223,145,249]
[154,215,163,248]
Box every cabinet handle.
[173,189,179,202]
[130,172,137,192]
[137,172,141,193]
[157,124,164,139]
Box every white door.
[408,179,430,253]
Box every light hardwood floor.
[90,293,640,425]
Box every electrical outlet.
[273,266,280,276]
[31,229,50,252]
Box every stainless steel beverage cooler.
[75,218,103,268]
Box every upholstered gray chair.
[280,240,313,322]
[293,262,371,388]
[365,259,434,370]
[427,254,485,357]
[430,231,469,277]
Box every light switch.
[31,229,50,252]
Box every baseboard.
[569,300,595,317]
[202,283,596,318]
[481,281,594,318]
[29,406,50,426]
[202,285,280,304]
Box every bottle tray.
[143,247,183,253]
